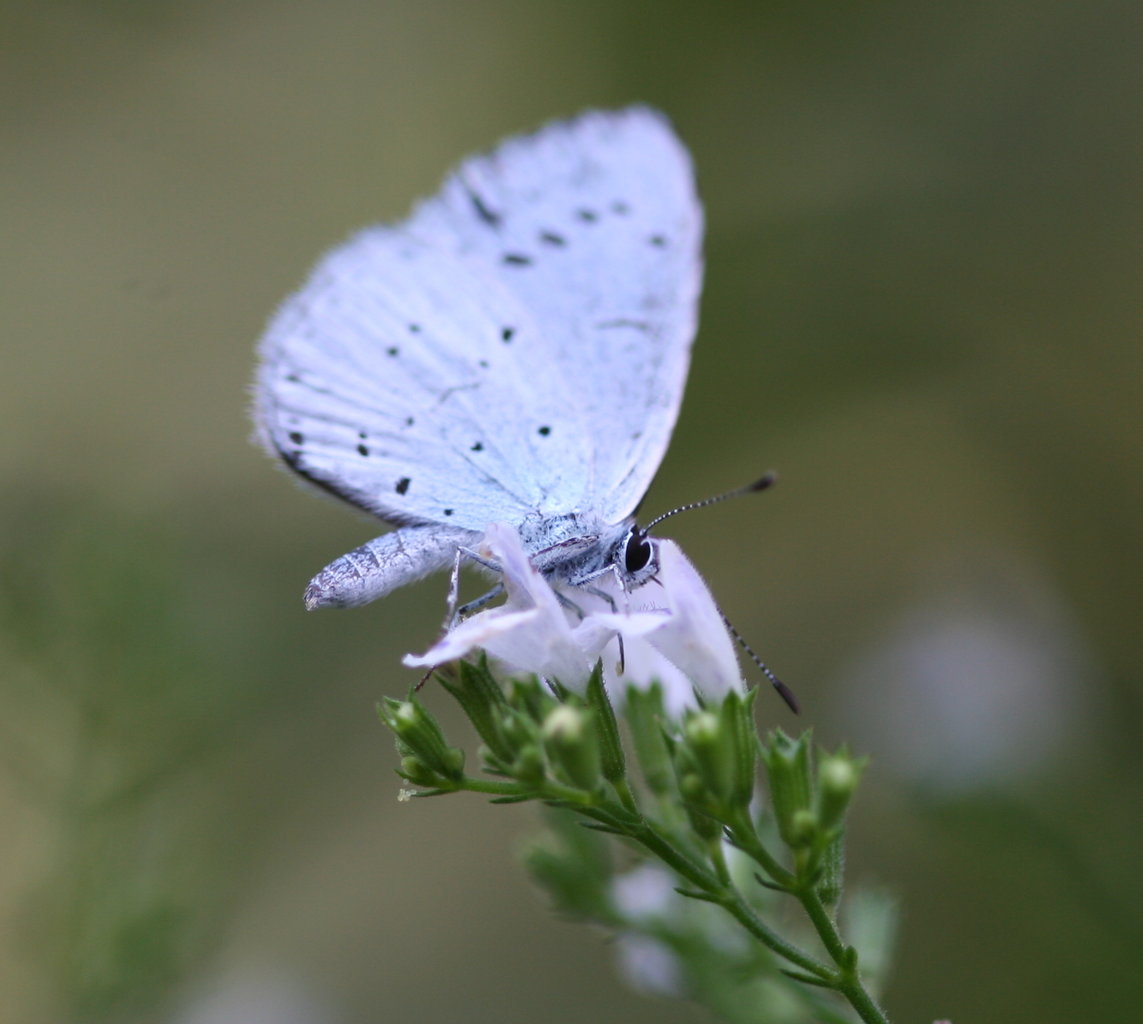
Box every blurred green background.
[3,1,1141,1021]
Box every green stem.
[622,817,832,982]
[797,887,891,1024]
[836,976,891,1024]
[717,888,835,982]
[708,835,731,886]
[611,776,640,814]
[798,888,848,964]
[725,808,889,1022]
[726,810,795,889]
[445,742,890,1023]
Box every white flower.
[405,524,745,714]
[620,538,745,710]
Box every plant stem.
[623,817,833,982]
[797,887,891,1024]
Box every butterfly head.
[617,523,660,589]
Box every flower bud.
[789,808,818,849]
[761,729,814,848]
[399,755,438,788]
[378,697,465,782]
[684,711,734,804]
[585,662,626,784]
[816,751,866,835]
[542,705,602,792]
[439,657,512,761]
[512,743,547,785]
[722,690,758,808]
[623,684,674,796]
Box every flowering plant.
[380,525,896,1024]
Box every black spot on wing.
[576,208,598,223]
[275,443,376,513]
[501,326,515,343]
[648,234,668,248]
[502,253,532,267]
[288,431,304,445]
[539,230,567,247]
[395,477,411,495]
[466,187,501,227]
[471,441,484,452]
[357,443,369,457]
[537,425,551,437]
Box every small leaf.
[779,969,835,989]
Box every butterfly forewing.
[415,106,704,521]
[256,106,702,535]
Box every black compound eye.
[624,531,653,574]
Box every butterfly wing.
[255,106,703,533]
[413,106,704,522]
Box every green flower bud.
[684,710,734,804]
[500,709,535,748]
[816,751,866,835]
[512,743,547,785]
[790,808,818,849]
[623,684,674,796]
[762,729,814,848]
[678,771,705,801]
[378,697,465,782]
[399,755,438,788]
[438,657,512,761]
[722,690,758,808]
[509,675,554,723]
[585,662,626,784]
[542,705,602,791]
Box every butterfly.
[254,107,704,612]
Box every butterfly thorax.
[519,511,657,591]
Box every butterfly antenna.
[640,471,793,709]
[723,614,799,713]
[644,472,777,532]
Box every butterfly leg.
[453,583,505,624]
[445,546,464,624]
[580,583,629,674]
[443,545,506,627]
[559,583,627,672]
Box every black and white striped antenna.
[646,471,798,713]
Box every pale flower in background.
[611,861,684,922]
[836,547,1094,793]
[404,523,744,714]
[613,933,685,998]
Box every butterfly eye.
[624,530,653,574]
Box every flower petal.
[634,540,744,701]
[403,607,539,668]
